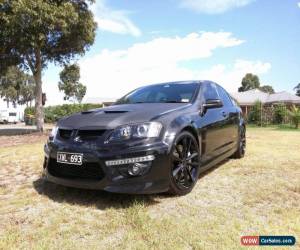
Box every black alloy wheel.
[169,131,201,195]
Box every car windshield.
[115,83,199,104]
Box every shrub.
[248,100,263,125]
[288,105,300,129]
[273,103,287,124]
[24,107,36,125]
[24,103,103,123]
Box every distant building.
[231,89,300,116]
[0,98,25,122]
[84,97,116,106]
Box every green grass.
[0,128,299,249]
[247,123,300,131]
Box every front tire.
[168,131,201,196]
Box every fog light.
[128,163,148,176]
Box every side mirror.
[203,99,223,109]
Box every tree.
[288,105,300,129]
[294,83,300,97]
[238,73,260,92]
[0,85,18,108]
[58,64,87,103]
[259,85,275,94]
[0,0,96,131]
[75,84,87,104]
[0,67,20,107]
[0,66,35,107]
[18,77,35,107]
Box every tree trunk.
[33,49,44,132]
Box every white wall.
[0,98,26,121]
[0,98,7,109]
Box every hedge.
[25,103,103,123]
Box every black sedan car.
[43,81,246,195]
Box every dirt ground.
[0,133,48,148]
[0,127,299,250]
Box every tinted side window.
[202,83,219,101]
[217,86,233,107]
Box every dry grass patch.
[0,127,299,249]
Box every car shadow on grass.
[32,159,229,210]
[33,178,161,210]
[198,158,230,178]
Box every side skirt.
[198,147,236,175]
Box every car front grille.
[57,129,106,141]
[59,129,73,140]
[48,159,105,180]
[76,130,106,140]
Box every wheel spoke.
[172,164,183,177]
[186,152,198,161]
[175,145,183,159]
[186,161,199,167]
[186,167,195,182]
[185,138,192,157]
[183,167,189,184]
[172,152,181,162]
[182,137,188,157]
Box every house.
[231,89,300,116]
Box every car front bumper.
[42,139,171,194]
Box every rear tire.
[168,131,201,196]
[232,126,246,159]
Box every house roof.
[266,91,300,104]
[231,89,300,105]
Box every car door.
[216,85,239,153]
[198,82,226,163]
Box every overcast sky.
[42,0,300,105]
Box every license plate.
[57,152,83,165]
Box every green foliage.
[248,100,262,125]
[25,103,103,123]
[294,83,300,97]
[24,107,35,116]
[0,0,96,130]
[288,105,300,129]
[18,81,35,106]
[0,66,34,107]
[58,64,86,103]
[238,73,261,92]
[259,85,275,94]
[75,84,87,104]
[0,0,96,71]
[273,103,287,124]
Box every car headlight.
[108,122,162,142]
[49,126,58,140]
